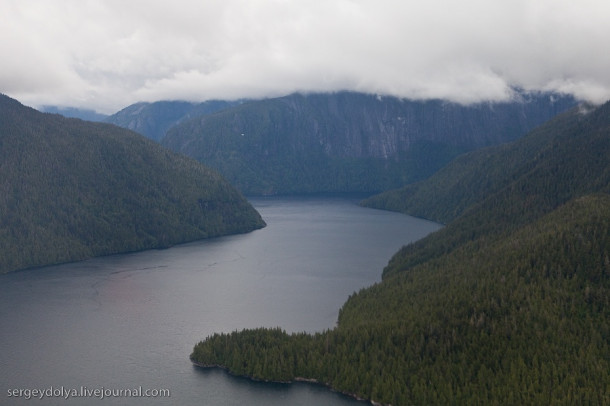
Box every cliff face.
[160,91,576,195]
[267,92,575,158]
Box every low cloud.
[2,0,610,113]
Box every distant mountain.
[105,100,241,141]
[192,101,610,404]
[0,94,265,274]
[39,105,108,122]
[161,91,577,195]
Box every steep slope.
[191,101,610,404]
[105,99,240,141]
[163,91,576,195]
[0,94,265,274]
[362,103,608,224]
[364,102,610,277]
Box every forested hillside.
[362,103,609,225]
[0,94,265,274]
[191,101,610,405]
[366,103,610,278]
[162,91,575,195]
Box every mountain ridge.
[105,99,242,141]
[160,91,576,195]
[38,105,109,122]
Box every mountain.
[39,105,108,122]
[0,94,265,274]
[191,101,610,404]
[105,99,240,141]
[363,103,610,278]
[361,103,609,225]
[162,91,576,195]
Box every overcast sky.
[2,0,610,114]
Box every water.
[0,196,441,405]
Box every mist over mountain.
[39,105,108,122]
[105,99,241,141]
[160,91,576,195]
[0,94,265,273]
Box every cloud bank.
[2,0,610,113]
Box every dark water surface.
[0,196,441,405]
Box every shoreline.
[190,360,386,405]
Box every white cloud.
[2,0,610,113]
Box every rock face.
[160,91,577,195]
